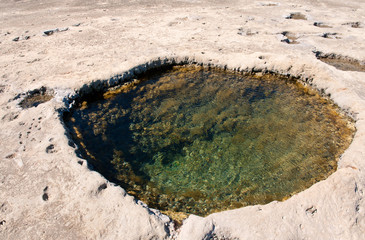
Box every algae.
[65,65,354,217]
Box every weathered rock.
[43,28,59,36]
[43,27,68,36]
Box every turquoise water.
[65,65,354,218]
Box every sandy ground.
[1,0,365,239]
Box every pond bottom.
[65,65,354,219]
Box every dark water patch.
[18,86,53,109]
[64,65,354,220]
[315,52,365,72]
[319,58,365,72]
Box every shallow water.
[65,65,354,218]
[19,87,53,108]
[318,57,365,72]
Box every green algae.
[65,65,354,219]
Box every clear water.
[65,65,354,219]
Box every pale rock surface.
[0,0,364,239]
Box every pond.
[64,65,354,220]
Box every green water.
[65,65,354,218]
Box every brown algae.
[65,65,354,218]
